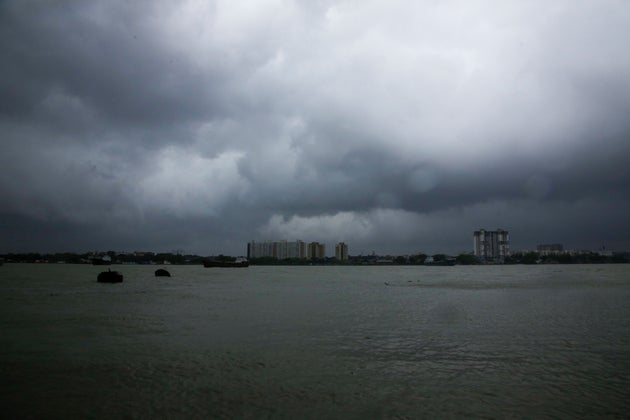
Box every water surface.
[2,264,629,418]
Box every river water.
[1,263,629,418]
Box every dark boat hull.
[155,268,171,277]
[424,261,456,266]
[203,261,249,268]
[97,270,123,283]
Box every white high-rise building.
[473,229,510,260]
[335,242,349,260]
[247,240,306,259]
[307,242,326,259]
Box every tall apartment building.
[473,229,510,260]
[307,242,326,259]
[247,240,306,259]
[335,242,349,260]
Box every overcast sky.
[1,0,629,256]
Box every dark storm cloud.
[1,0,629,255]
[0,2,230,127]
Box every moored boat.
[203,257,249,268]
[97,269,123,283]
[424,257,456,266]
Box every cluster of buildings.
[247,240,349,260]
[248,231,509,262]
[472,229,611,261]
[247,229,607,263]
[536,243,564,255]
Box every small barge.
[97,269,123,283]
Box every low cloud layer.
[1,0,629,255]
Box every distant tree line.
[251,253,476,265]
[1,251,628,265]
[504,252,629,265]
[0,251,205,265]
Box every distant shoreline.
[2,249,628,266]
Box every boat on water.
[424,257,456,266]
[155,268,171,277]
[97,269,123,283]
[203,257,249,268]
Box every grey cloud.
[1,0,629,255]
[1,2,232,130]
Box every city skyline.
[0,230,625,258]
[0,227,623,258]
[1,1,629,255]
